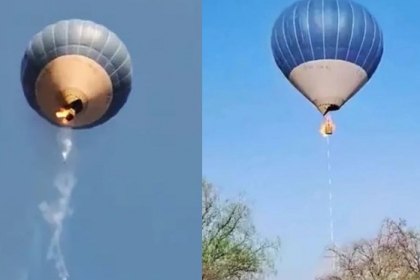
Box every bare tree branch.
[318,218,420,280]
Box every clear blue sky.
[0,0,201,279]
[203,0,420,279]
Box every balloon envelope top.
[21,19,133,128]
[271,0,383,115]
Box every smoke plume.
[38,128,75,280]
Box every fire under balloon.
[55,90,86,125]
[319,115,335,137]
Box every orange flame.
[319,115,335,137]
[55,108,75,124]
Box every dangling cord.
[325,135,336,271]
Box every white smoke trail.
[38,128,75,280]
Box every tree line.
[202,179,420,280]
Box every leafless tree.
[202,179,280,280]
[317,219,420,280]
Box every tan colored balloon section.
[35,55,113,127]
[289,60,368,115]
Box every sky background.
[203,0,420,279]
[0,0,201,279]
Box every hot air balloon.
[271,0,383,135]
[21,19,132,129]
